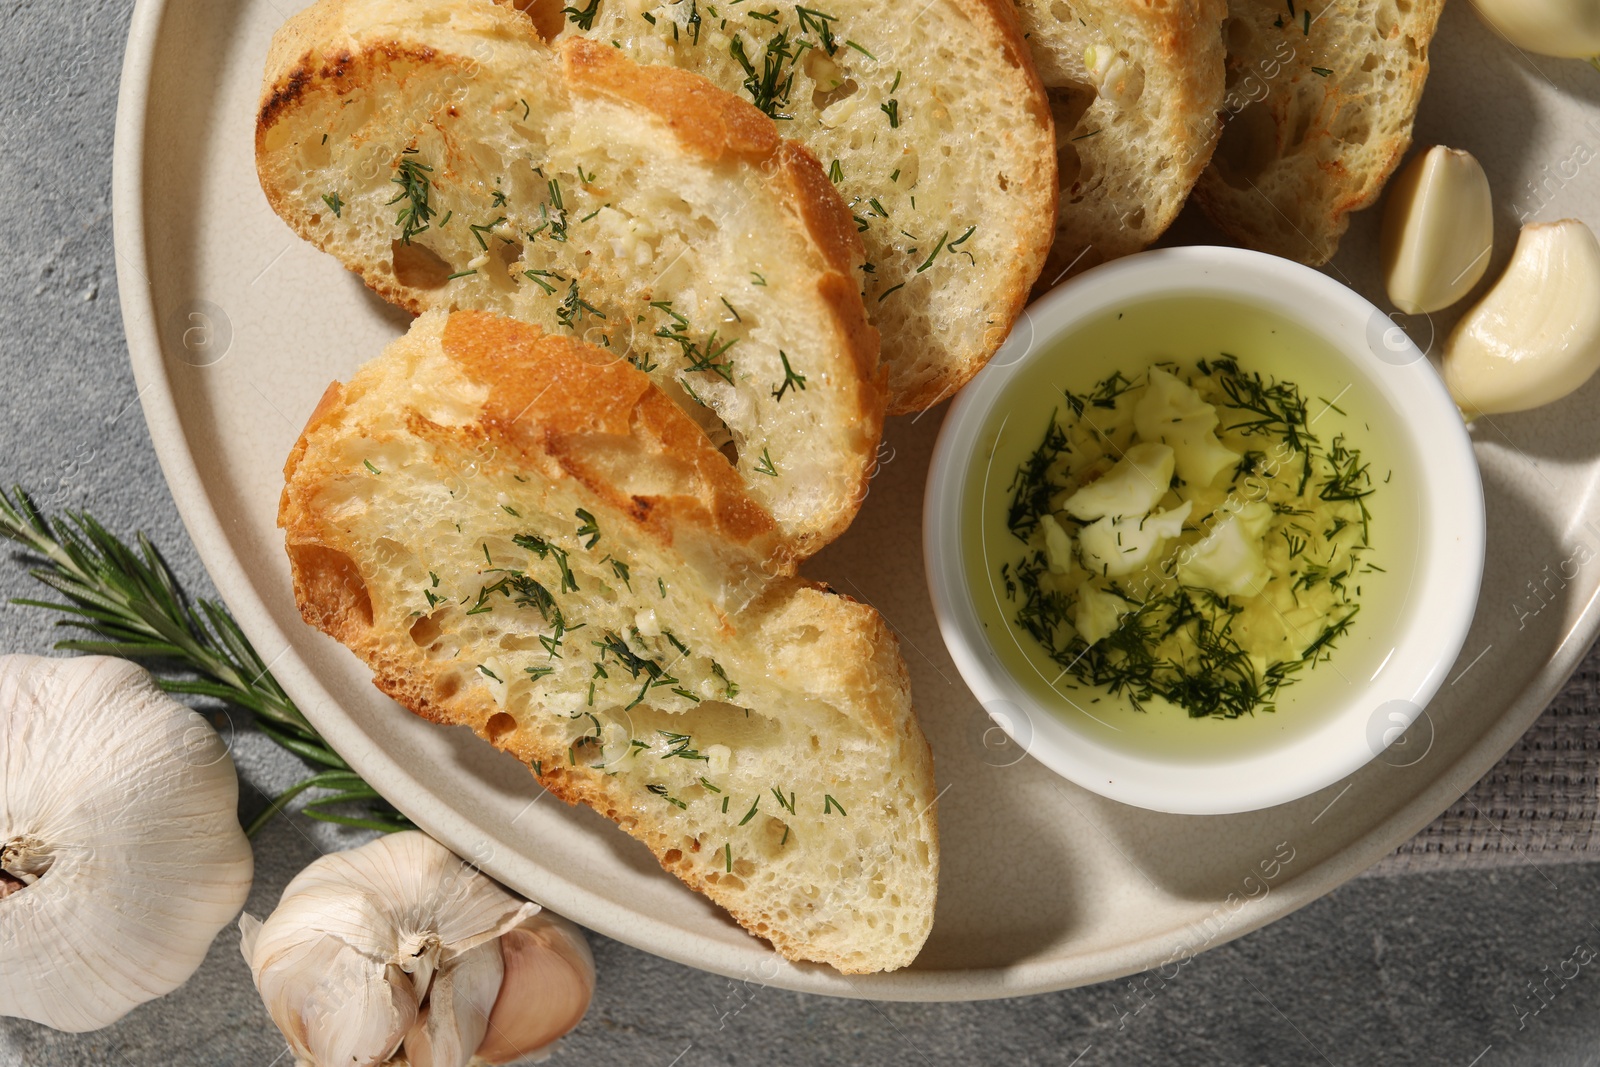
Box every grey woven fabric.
[1374,664,1600,873]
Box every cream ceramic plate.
[113,0,1600,1000]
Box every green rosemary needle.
[0,486,411,837]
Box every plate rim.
[110,0,1600,1002]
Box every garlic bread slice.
[257,0,882,556]
[279,310,938,974]
[1195,0,1447,265]
[1012,0,1228,284]
[520,0,1057,412]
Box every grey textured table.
[8,3,1600,1065]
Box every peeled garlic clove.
[1063,443,1175,520]
[1076,501,1193,580]
[476,913,596,1064]
[1381,146,1494,315]
[1443,219,1600,417]
[1467,0,1600,59]
[0,655,253,1033]
[1132,368,1240,487]
[1039,513,1075,575]
[242,831,545,1067]
[1181,502,1276,598]
[1074,584,1126,647]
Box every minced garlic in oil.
[997,356,1379,721]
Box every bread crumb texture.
[257,0,884,555]
[521,0,1057,411]
[1197,0,1446,265]
[279,310,939,973]
[1012,0,1228,283]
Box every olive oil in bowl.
[961,296,1421,765]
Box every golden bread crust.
[279,311,937,973]
[1017,0,1228,290]
[255,0,885,558]
[505,0,1056,413]
[439,311,786,559]
[558,38,782,163]
[1195,0,1447,265]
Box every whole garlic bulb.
[0,655,254,1032]
[241,831,594,1067]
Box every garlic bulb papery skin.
[0,655,254,1032]
[476,913,595,1064]
[1467,0,1600,59]
[241,831,595,1067]
[1443,219,1600,417]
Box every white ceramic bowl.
[925,246,1485,815]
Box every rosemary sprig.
[0,487,411,837]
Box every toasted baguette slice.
[280,309,939,973]
[514,0,1058,412]
[1194,0,1446,265]
[257,0,882,557]
[1012,0,1228,285]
